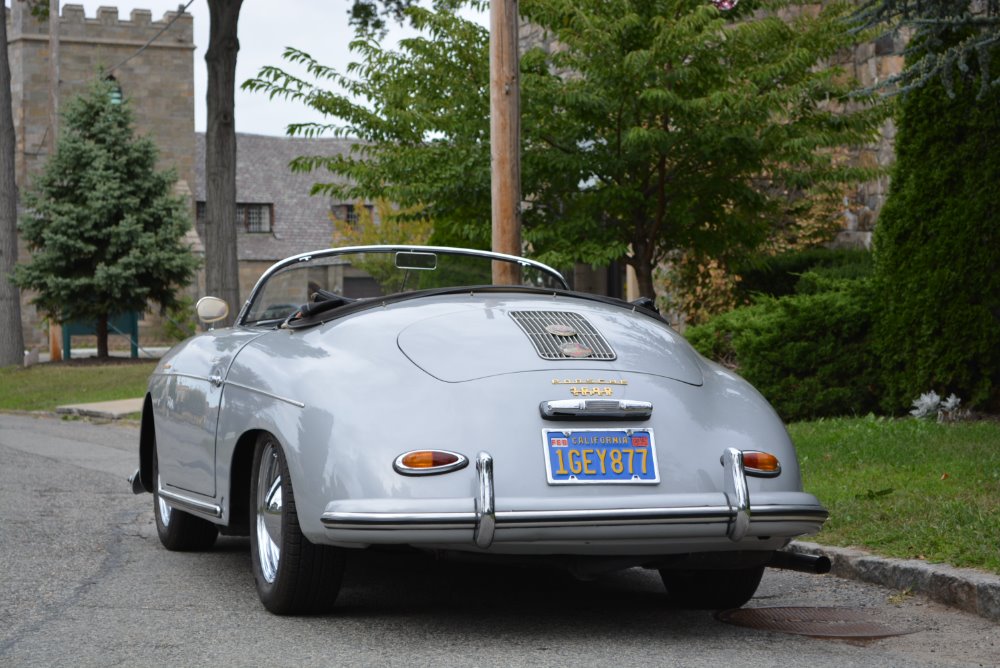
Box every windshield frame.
[236,245,569,327]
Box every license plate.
[542,428,659,484]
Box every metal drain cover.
[717,607,920,639]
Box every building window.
[196,201,273,233]
[332,203,373,226]
[240,204,272,233]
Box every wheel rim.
[256,442,283,584]
[156,470,172,527]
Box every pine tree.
[15,79,199,358]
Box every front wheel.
[659,565,765,610]
[250,433,345,615]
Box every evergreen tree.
[15,79,199,358]
[872,49,1000,411]
[852,0,1000,97]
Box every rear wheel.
[250,433,345,615]
[659,565,765,609]
[153,446,218,551]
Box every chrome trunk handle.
[539,399,652,420]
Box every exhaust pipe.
[769,550,831,574]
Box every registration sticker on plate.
[542,428,659,484]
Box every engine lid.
[396,303,704,385]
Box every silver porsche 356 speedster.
[130,245,829,614]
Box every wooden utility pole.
[489,0,521,285]
[48,0,62,361]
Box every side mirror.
[196,296,230,325]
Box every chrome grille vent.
[509,311,616,360]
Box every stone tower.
[6,3,196,349]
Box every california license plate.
[542,428,659,484]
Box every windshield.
[240,246,567,326]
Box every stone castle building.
[7,3,195,349]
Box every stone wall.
[7,4,196,349]
[828,28,909,249]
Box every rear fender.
[136,394,155,493]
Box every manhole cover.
[717,607,920,639]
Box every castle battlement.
[9,3,193,47]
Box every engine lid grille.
[509,311,616,360]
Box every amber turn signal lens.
[742,450,781,475]
[401,451,458,469]
[393,450,469,476]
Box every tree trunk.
[96,313,109,359]
[631,237,657,299]
[204,0,243,326]
[0,5,25,368]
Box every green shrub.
[686,279,879,421]
[735,247,872,299]
[872,61,1000,413]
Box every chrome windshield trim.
[223,381,305,408]
[157,486,222,518]
[238,245,568,324]
[722,447,750,541]
[540,399,652,420]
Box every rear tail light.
[393,450,469,476]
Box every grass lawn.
[0,360,156,412]
[791,416,1000,574]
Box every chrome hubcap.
[256,442,283,584]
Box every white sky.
[69,1,481,137]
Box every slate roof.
[194,132,361,262]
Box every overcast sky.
[70,1,478,137]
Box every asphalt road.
[1,413,998,667]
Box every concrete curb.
[790,540,1000,623]
[55,398,144,420]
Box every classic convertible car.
[130,245,829,614]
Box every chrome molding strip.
[748,506,830,523]
[321,504,827,533]
[223,381,305,408]
[493,506,731,528]
[321,512,477,530]
[157,486,223,518]
[722,447,750,542]
[154,371,212,383]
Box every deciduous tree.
[14,80,199,358]
[247,0,884,297]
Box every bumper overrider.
[321,448,829,549]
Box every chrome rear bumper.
[320,448,828,548]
